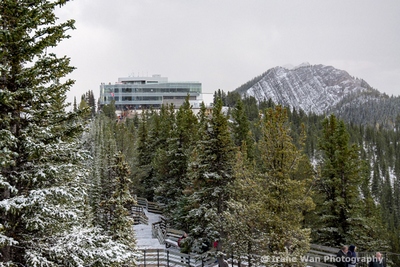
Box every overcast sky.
[54,0,400,105]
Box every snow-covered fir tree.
[89,113,118,227]
[134,109,154,199]
[0,1,138,265]
[101,152,137,252]
[184,98,236,265]
[153,97,198,229]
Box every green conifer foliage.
[102,100,117,120]
[230,98,255,160]
[101,152,136,249]
[73,96,77,112]
[313,114,386,249]
[197,101,208,133]
[224,149,262,265]
[242,96,259,122]
[153,97,198,228]
[252,106,313,259]
[0,2,139,264]
[131,108,163,198]
[0,0,79,263]
[185,98,236,259]
[114,119,136,169]
[315,115,358,245]
[79,90,96,118]
[89,113,117,227]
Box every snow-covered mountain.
[237,63,376,115]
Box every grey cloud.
[53,0,400,104]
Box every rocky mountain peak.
[238,64,373,114]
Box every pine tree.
[224,148,262,265]
[150,104,175,203]
[102,100,117,120]
[73,96,77,112]
[312,114,384,249]
[80,90,96,118]
[101,152,136,251]
[197,101,209,131]
[89,90,96,116]
[153,97,198,228]
[114,118,136,169]
[185,98,236,261]
[0,2,138,265]
[358,162,389,251]
[252,106,313,258]
[224,106,314,266]
[243,96,259,122]
[89,113,118,227]
[371,161,381,198]
[230,98,254,160]
[134,110,153,199]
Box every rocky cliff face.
[241,63,373,114]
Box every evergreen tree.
[225,106,314,266]
[371,161,382,198]
[185,98,236,262]
[313,114,384,249]
[256,106,313,256]
[89,113,118,227]
[0,1,138,265]
[134,110,153,199]
[73,96,77,112]
[242,96,259,122]
[197,101,208,131]
[114,115,137,171]
[80,90,96,118]
[102,100,117,120]
[79,96,91,120]
[154,97,198,228]
[225,91,241,107]
[89,90,96,116]
[224,148,263,265]
[101,153,137,251]
[359,161,389,251]
[213,89,227,105]
[230,98,254,160]
[150,104,175,203]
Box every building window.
[122,88,132,93]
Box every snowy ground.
[133,209,165,249]
[132,211,221,266]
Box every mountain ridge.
[234,64,400,128]
[236,64,375,114]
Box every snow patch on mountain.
[240,64,372,114]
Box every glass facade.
[99,76,202,110]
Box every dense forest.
[84,88,400,265]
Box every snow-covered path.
[133,209,164,249]
[133,210,220,266]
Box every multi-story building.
[99,74,202,110]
